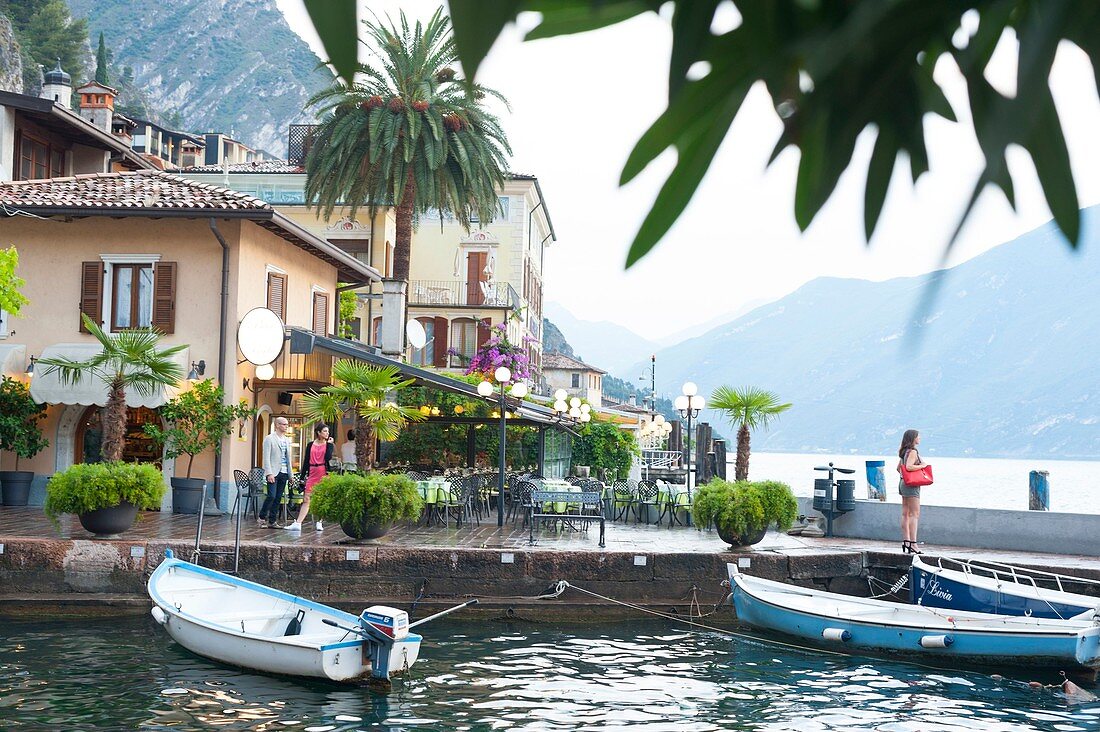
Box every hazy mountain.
[542,318,575,359]
[654,297,774,347]
[543,302,659,374]
[66,0,331,155]
[645,211,1100,459]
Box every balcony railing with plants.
[408,280,520,308]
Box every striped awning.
[29,343,189,408]
[0,343,27,378]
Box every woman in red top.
[287,423,333,532]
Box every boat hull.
[729,564,1100,670]
[148,556,421,683]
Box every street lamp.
[675,382,706,493]
[479,366,528,526]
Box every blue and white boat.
[148,550,473,683]
[728,563,1100,670]
[910,555,1100,620]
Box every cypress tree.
[95,32,109,85]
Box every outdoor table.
[415,478,456,525]
[534,478,577,513]
[657,481,693,526]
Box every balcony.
[408,280,520,308]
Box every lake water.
[2,617,1098,730]
[743,451,1100,514]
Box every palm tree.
[709,386,792,482]
[300,360,424,472]
[304,7,511,284]
[37,314,185,463]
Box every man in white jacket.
[259,416,291,528]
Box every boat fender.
[151,606,168,625]
[919,634,954,648]
[822,628,851,642]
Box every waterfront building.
[0,171,379,510]
[542,353,605,408]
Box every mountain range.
[65,0,330,155]
[613,211,1100,459]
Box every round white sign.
[237,307,285,366]
[405,319,427,350]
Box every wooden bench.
[529,490,605,547]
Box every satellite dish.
[238,307,285,366]
[405,319,427,350]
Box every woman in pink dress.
[287,423,333,532]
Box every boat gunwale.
[911,556,1100,609]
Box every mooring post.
[1029,470,1050,511]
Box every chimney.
[75,81,117,133]
[628,394,637,406]
[41,59,72,108]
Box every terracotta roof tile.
[0,170,271,211]
[182,160,304,174]
[543,352,607,374]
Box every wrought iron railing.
[408,280,519,308]
[642,450,682,469]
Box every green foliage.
[709,386,792,432]
[2,0,88,82]
[94,31,109,85]
[0,247,28,319]
[692,479,797,537]
[0,376,48,468]
[44,461,166,522]
[143,379,254,478]
[429,1,1098,267]
[310,472,423,527]
[570,420,638,481]
[337,289,358,338]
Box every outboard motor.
[358,606,409,680]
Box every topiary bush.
[310,473,423,528]
[44,461,166,523]
[692,479,797,538]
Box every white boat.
[148,550,471,683]
[728,563,1100,670]
[910,555,1100,619]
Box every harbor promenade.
[2,506,1099,621]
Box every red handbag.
[901,464,933,487]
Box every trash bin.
[813,478,832,512]
[836,479,856,511]
[865,460,886,501]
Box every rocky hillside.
[0,14,22,92]
[542,318,575,359]
[65,0,332,155]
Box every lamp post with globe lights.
[638,414,672,480]
[675,382,706,492]
[478,366,528,526]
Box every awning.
[29,343,189,408]
[0,343,27,378]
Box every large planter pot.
[717,522,768,550]
[339,518,392,541]
[0,470,34,506]
[78,501,139,537]
[170,477,206,514]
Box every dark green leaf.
[668,0,721,98]
[304,0,358,85]
[1025,93,1080,245]
[449,0,524,80]
[525,0,652,40]
[864,127,897,241]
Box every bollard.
[865,460,887,501]
[1029,470,1049,511]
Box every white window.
[100,254,160,332]
[0,308,8,338]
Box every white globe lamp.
[494,366,511,383]
[477,381,494,397]
[254,363,275,381]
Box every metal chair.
[610,480,635,521]
[231,469,264,521]
[634,480,661,524]
[508,480,536,527]
[439,476,470,527]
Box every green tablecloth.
[534,478,580,513]
[415,479,456,505]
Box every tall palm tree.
[300,360,424,472]
[304,7,511,283]
[37,314,185,462]
[709,386,792,482]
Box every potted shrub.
[0,376,49,506]
[144,379,254,514]
[44,461,166,536]
[311,473,423,540]
[693,479,798,549]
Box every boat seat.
[166,583,237,593]
[205,609,290,624]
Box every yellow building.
[0,171,379,509]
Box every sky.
[276,1,1100,341]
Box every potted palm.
[709,386,792,481]
[0,376,49,506]
[693,479,798,549]
[44,461,166,536]
[310,472,423,540]
[144,379,254,514]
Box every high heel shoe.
[909,541,923,555]
[901,541,913,553]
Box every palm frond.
[709,385,792,431]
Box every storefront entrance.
[75,405,163,466]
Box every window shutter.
[312,292,329,336]
[266,272,287,321]
[152,261,176,334]
[79,261,104,332]
[476,317,492,349]
[432,316,449,367]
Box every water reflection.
[1,618,1098,730]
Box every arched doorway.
[74,405,164,467]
